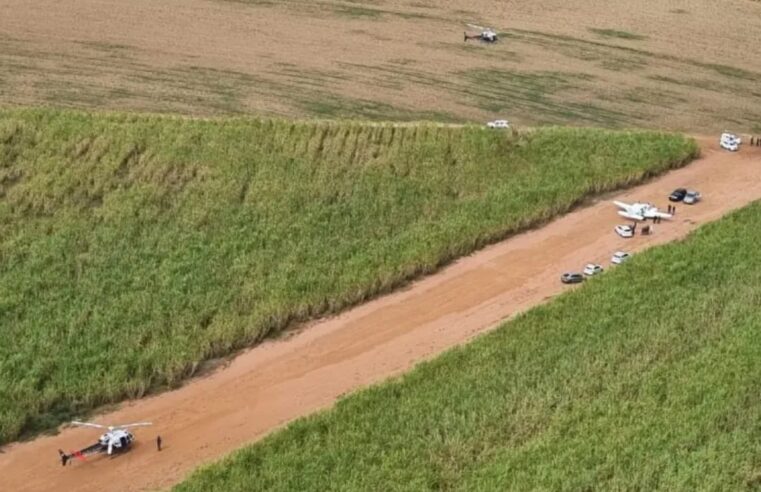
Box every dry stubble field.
[1,0,761,132]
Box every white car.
[720,132,740,151]
[683,190,701,204]
[721,132,741,144]
[611,251,631,264]
[583,263,604,276]
[614,224,634,238]
[487,119,510,129]
[720,140,739,151]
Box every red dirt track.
[1,140,760,491]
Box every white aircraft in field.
[613,201,672,221]
[464,23,499,43]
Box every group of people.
[751,136,761,147]
[630,222,650,235]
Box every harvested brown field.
[1,0,760,132]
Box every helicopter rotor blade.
[71,421,107,429]
[116,422,153,429]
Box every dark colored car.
[669,188,687,202]
[561,272,584,284]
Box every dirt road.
[1,139,760,491]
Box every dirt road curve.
[1,139,760,492]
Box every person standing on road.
[157,435,162,451]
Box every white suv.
[583,264,604,276]
[611,251,631,264]
[720,132,740,151]
[487,119,510,129]
[614,225,634,238]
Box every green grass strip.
[0,108,696,444]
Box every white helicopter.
[464,23,498,43]
[613,201,672,221]
[58,421,152,466]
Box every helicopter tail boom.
[58,442,107,466]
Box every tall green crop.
[177,200,761,492]
[0,108,697,443]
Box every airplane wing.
[618,210,644,221]
[641,209,672,219]
[613,201,630,210]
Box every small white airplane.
[613,201,672,221]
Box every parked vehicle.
[720,139,739,151]
[720,132,741,151]
[560,272,584,284]
[611,251,631,264]
[669,188,687,202]
[683,190,701,204]
[583,264,604,276]
[487,119,510,129]
[614,224,634,238]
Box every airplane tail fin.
[58,449,70,466]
